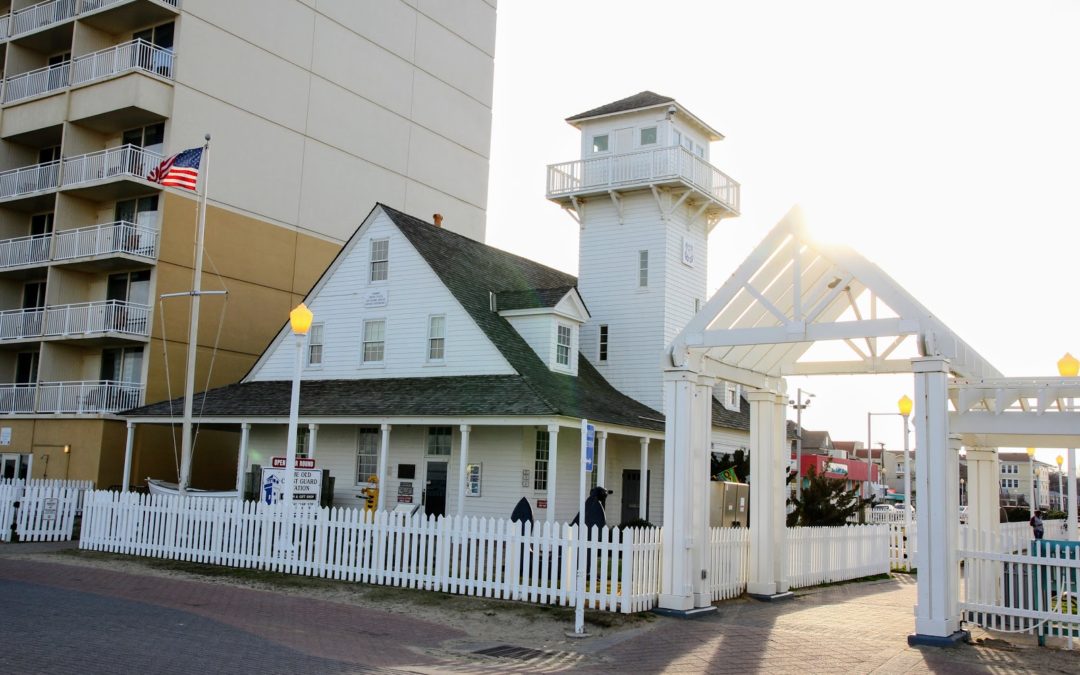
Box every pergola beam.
[692,318,920,349]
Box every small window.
[695,298,702,314]
[427,427,452,456]
[638,250,649,288]
[534,430,550,490]
[296,427,310,458]
[556,324,571,367]
[695,143,705,158]
[307,323,324,366]
[640,127,657,146]
[428,315,445,361]
[673,130,682,147]
[592,134,609,153]
[362,319,385,364]
[598,325,608,362]
[681,136,693,152]
[726,383,740,409]
[398,464,416,480]
[357,427,379,483]
[370,238,389,282]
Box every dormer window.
[640,127,657,146]
[591,134,609,153]
[370,238,389,282]
[556,324,572,366]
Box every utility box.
[710,481,749,528]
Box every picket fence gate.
[80,491,663,613]
[0,479,89,542]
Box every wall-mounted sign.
[0,427,11,446]
[397,495,413,504]
[681,237,695,267]
[261,467,323,504]
[271,457,316,469]
[466,463,482,497]
[397,481,413,496]
[521,469,530,488]
[826,462,849,476]
[364,289,389,308]
[537,499,548,509]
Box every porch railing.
[71,38,174,86]
[10,0,76,39]
[0,160,60,200]
[0,233,52,269]
[43,299,151,337]
[0,384,37,414]
[53,221,158,262]
[546,146,740,213]
[61,144,162,187]
[36,380,143,413]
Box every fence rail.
[80,492,663,613]
[787,525,890,588]
[61,144,162,188]
[0,233,51,269]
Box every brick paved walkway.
[3,552,1080,674]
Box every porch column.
[456,424,471,516]
[692,375,716,607]
[965,447,1000,540]
[772,391,790,594]
[377,423,391,512]
[909,357,966,646]
[546,424,559,523]
[659,368,697,613]
[121,420,135,492]
[235,422,251,496]
[746,387,788,599]
[638,437,649,521]
[307,423,319,460]
[596,431,607,489]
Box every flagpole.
[178,134,211,494]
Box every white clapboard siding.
[80,491,664,614]
[250,209,514,382]
[662,202,708,345]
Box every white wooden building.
[123,93,749,525]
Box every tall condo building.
[0,0,496,487]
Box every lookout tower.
[546,91,740,410]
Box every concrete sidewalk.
[1,548,1078,674]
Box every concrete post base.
[652,605,718,619]
[748,590,794,602]
[907,630,971,648]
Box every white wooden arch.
[659,206,1005,646]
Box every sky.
[484,0,1080,468]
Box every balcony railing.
[44,299,150,337]
[36,380,143,414]
[0,160,61,200]
[0,233,52,269]
[82,0,179,12]
[546,146,741,214]
[53,220,158,262]
[61,144,162,188]
[0,384,37,414]
[0,15,10,40]
[71,38,174,86]
[2,60,71,104]
[10,0,76,39]
[0,300,150,340]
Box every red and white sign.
[272,457,316,469]
[537,499,548,509]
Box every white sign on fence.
[41,497,58,522]
[260,467,322,504]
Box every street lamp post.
[283,303,313,512]
[1057,455,1064,513]
[1059,352,1079,541]
[790,389,814,501]
[960,478,966,507]
[1026,447,1036,518]
[898,395,913,530]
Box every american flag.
[148,147,203,191]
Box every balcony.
[53,220,158,268]
[546,146,740,221]
[2,61,70,104]
[0,299,150,342]
[0,232,52,271]
[0,380,143,414]
[8,0,76,41]
[60,144,162,199]
[0,14,9,42]
[79,0,179,35]
[0,160,60,204]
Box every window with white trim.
[598,325,608,362]
[592,134,609,153]
[362,319,385,364]
[296,427,310,458]
[370,238,389,282]
[534,430,550,490]
[427,315,445,361]
[356,427,379,483]
[427,426,452,456]
[672,130,682,148]
[556,324,571,367]
[638,250,649,288]
[307,323,324,366]
[640,126,657,146]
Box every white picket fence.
[709,526,750,601]
[886,520,1070,574]
[960,526,1080,640]
[0,478,90,542]
[79,491,663,613]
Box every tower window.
[428,315,445,361]
[598,325,608,362]
[640,127,657,146]
[638,250,649,288]
[591,134,609,153]
[370,238,389,282]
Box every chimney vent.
[433,213,443,227]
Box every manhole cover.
[472,645,552,661]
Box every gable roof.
[711,395,750,432]
[566,91,676,122]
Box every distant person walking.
[1029,510,1045,540]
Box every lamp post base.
[907,630,970,648]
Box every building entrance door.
[1,453,30,480]
[424,460,448,517]
[620,469,650,523]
